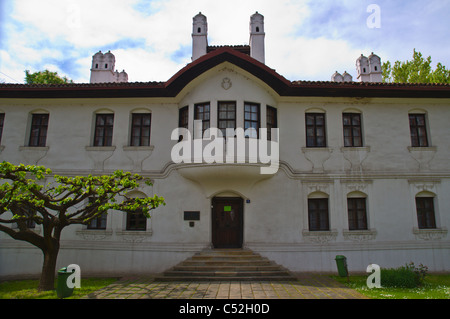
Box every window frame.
[130,113,152,147]
[0,113,4,145]
[194,102,211,138]
[218,101,236,137]
[266,106,277,141]
[308,198,330,231]
[86,198,108,230]
[29,113,49,147]
[244,102,260,138]
[179,106,189,129]
[409,113,429,147]
[415,197,436,229]
[87,212,107,230]
[126,208,147,231]
[347,197,368,230]
[305,113,327,147]
[343,113,363,147]
[93,113,114,147]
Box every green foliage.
[25,70,73,84]
[334,274,450,299]
[0,161,165,237]
[0,161,165,290]
[382,49,450,84]
[0,278,118,299]
[380,262,428,288]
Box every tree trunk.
[38,245,59,291]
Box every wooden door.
[212,197,243,248]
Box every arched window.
[415,192,436,229]
[305,110,326,147]
[408,111,429,147]
[0,112,5,145]
[347,192,368,230]
[308,192,329,231]
[125,191,148,231]
[28,110,49,147]
[93,110,114,147]
[130,110,152,146]
[342,111,363,147]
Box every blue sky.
[0,0,449,84]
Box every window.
[416,197,436,229]
[29,114,49,147]
[244,102,260,138]
[85,198,107,230]
[13,206,36,229]
[343,113,363,147]
[347,198,368,230]
[306,113,326,147]
[126,208,147,231]
[0,113,4,144]
[178,106,189,141]
[308,198,329,231]
[93,114,114,146]
[179,106,189,129]
[266,106,277,141]
[409,114,428,147]
[87,214,107,229]
[24,206,36,229]
[194,103,210,137]
[218,101,236,137]
[130,113,151,146]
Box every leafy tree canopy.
[0,162,165,291]
[382,49,450,84]
[25,69,73,84]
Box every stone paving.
[82,274,369,299]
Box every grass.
[0,277,119,299]
[332,274,450,299]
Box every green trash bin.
[56,267,74,298]
[335,255,348,277]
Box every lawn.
[332,274,450,299]
[0,277,119,299]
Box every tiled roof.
[291,80,450,87]
[1,46,449,99]
[207,45,250,55]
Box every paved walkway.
[82,274,369,299]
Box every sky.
[0,0,449,84]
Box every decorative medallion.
[221,77,232,90]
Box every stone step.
[163,270,292,277]
[194,249,257,256]
[156,275,295,282]
[181,260,274,266]
[156,248,297,282]
[171,265,283,271]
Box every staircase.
[156,248,297,281]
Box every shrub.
[380,262,428,288]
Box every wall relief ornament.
[221,77,232,90]
[302,230,338,244]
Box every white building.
[0,12,449,277]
